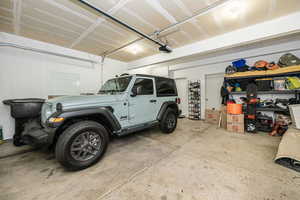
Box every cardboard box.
[205,109,220,124]
[227,114,244,124]
[227,114,244,134]
[227,123,244,134]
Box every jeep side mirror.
[131,87,137,97]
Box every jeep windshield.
[98,76,132,94]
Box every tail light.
[175,98,181,104]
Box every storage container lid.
[3,98,45,105]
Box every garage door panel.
[20,26,74,47]
[22,7,86,34]
[52,0,100,21]
[21,15,80,40]
[23,0,95,28]
[158,0,189,21]
[114,9,156,34]
[126,0,172,29]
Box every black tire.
[159,108,177,134]
[55,121,109,171]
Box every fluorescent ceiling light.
[126,44,143,55]
[222,0,246,19]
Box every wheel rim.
[70,131,102,162]
[166,113,176,129]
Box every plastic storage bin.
[273,78,286,90]
[3,98,45,118]
[227,103,243,114]
[2,98,45,146]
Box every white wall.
[0,33,127,139]
[128,63,169,77]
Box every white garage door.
[175,78,188,116]
[205,73,224,110]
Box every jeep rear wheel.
[55,121,109,171]
[159,108,177,134]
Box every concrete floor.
[0,119,300,200]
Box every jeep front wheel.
[55,121,109,171]
[159,108,177,134]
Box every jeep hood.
[46,94,124,109]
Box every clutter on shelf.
[225,53,300,76]
[220,52,300,135]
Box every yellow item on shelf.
[286,77,300,89]
[235,87,242,92]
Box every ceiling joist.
[145,0,194,42]
[12,0,22,35]
[268,0,278,18]
[173,0,209,37]
[122,7,159,31]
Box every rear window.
[155,77,177,97]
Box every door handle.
[150,99,157,103]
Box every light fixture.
[126,44,143,55]
[222,0,246,19]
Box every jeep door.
[128,77,157,125]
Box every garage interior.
[1,0,300,199]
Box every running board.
[115,121,159,136]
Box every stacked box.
[227,114,244,134]
[205,109,220,124]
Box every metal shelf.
[224,66,300,80]
[230,90,300,95]
[256,107,289,112]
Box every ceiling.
[0,0,300,62]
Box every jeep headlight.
[41,103,54,123]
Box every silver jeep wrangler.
[4,74,180,170]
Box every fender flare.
[48,107,121,131]
[157,101,179,121]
